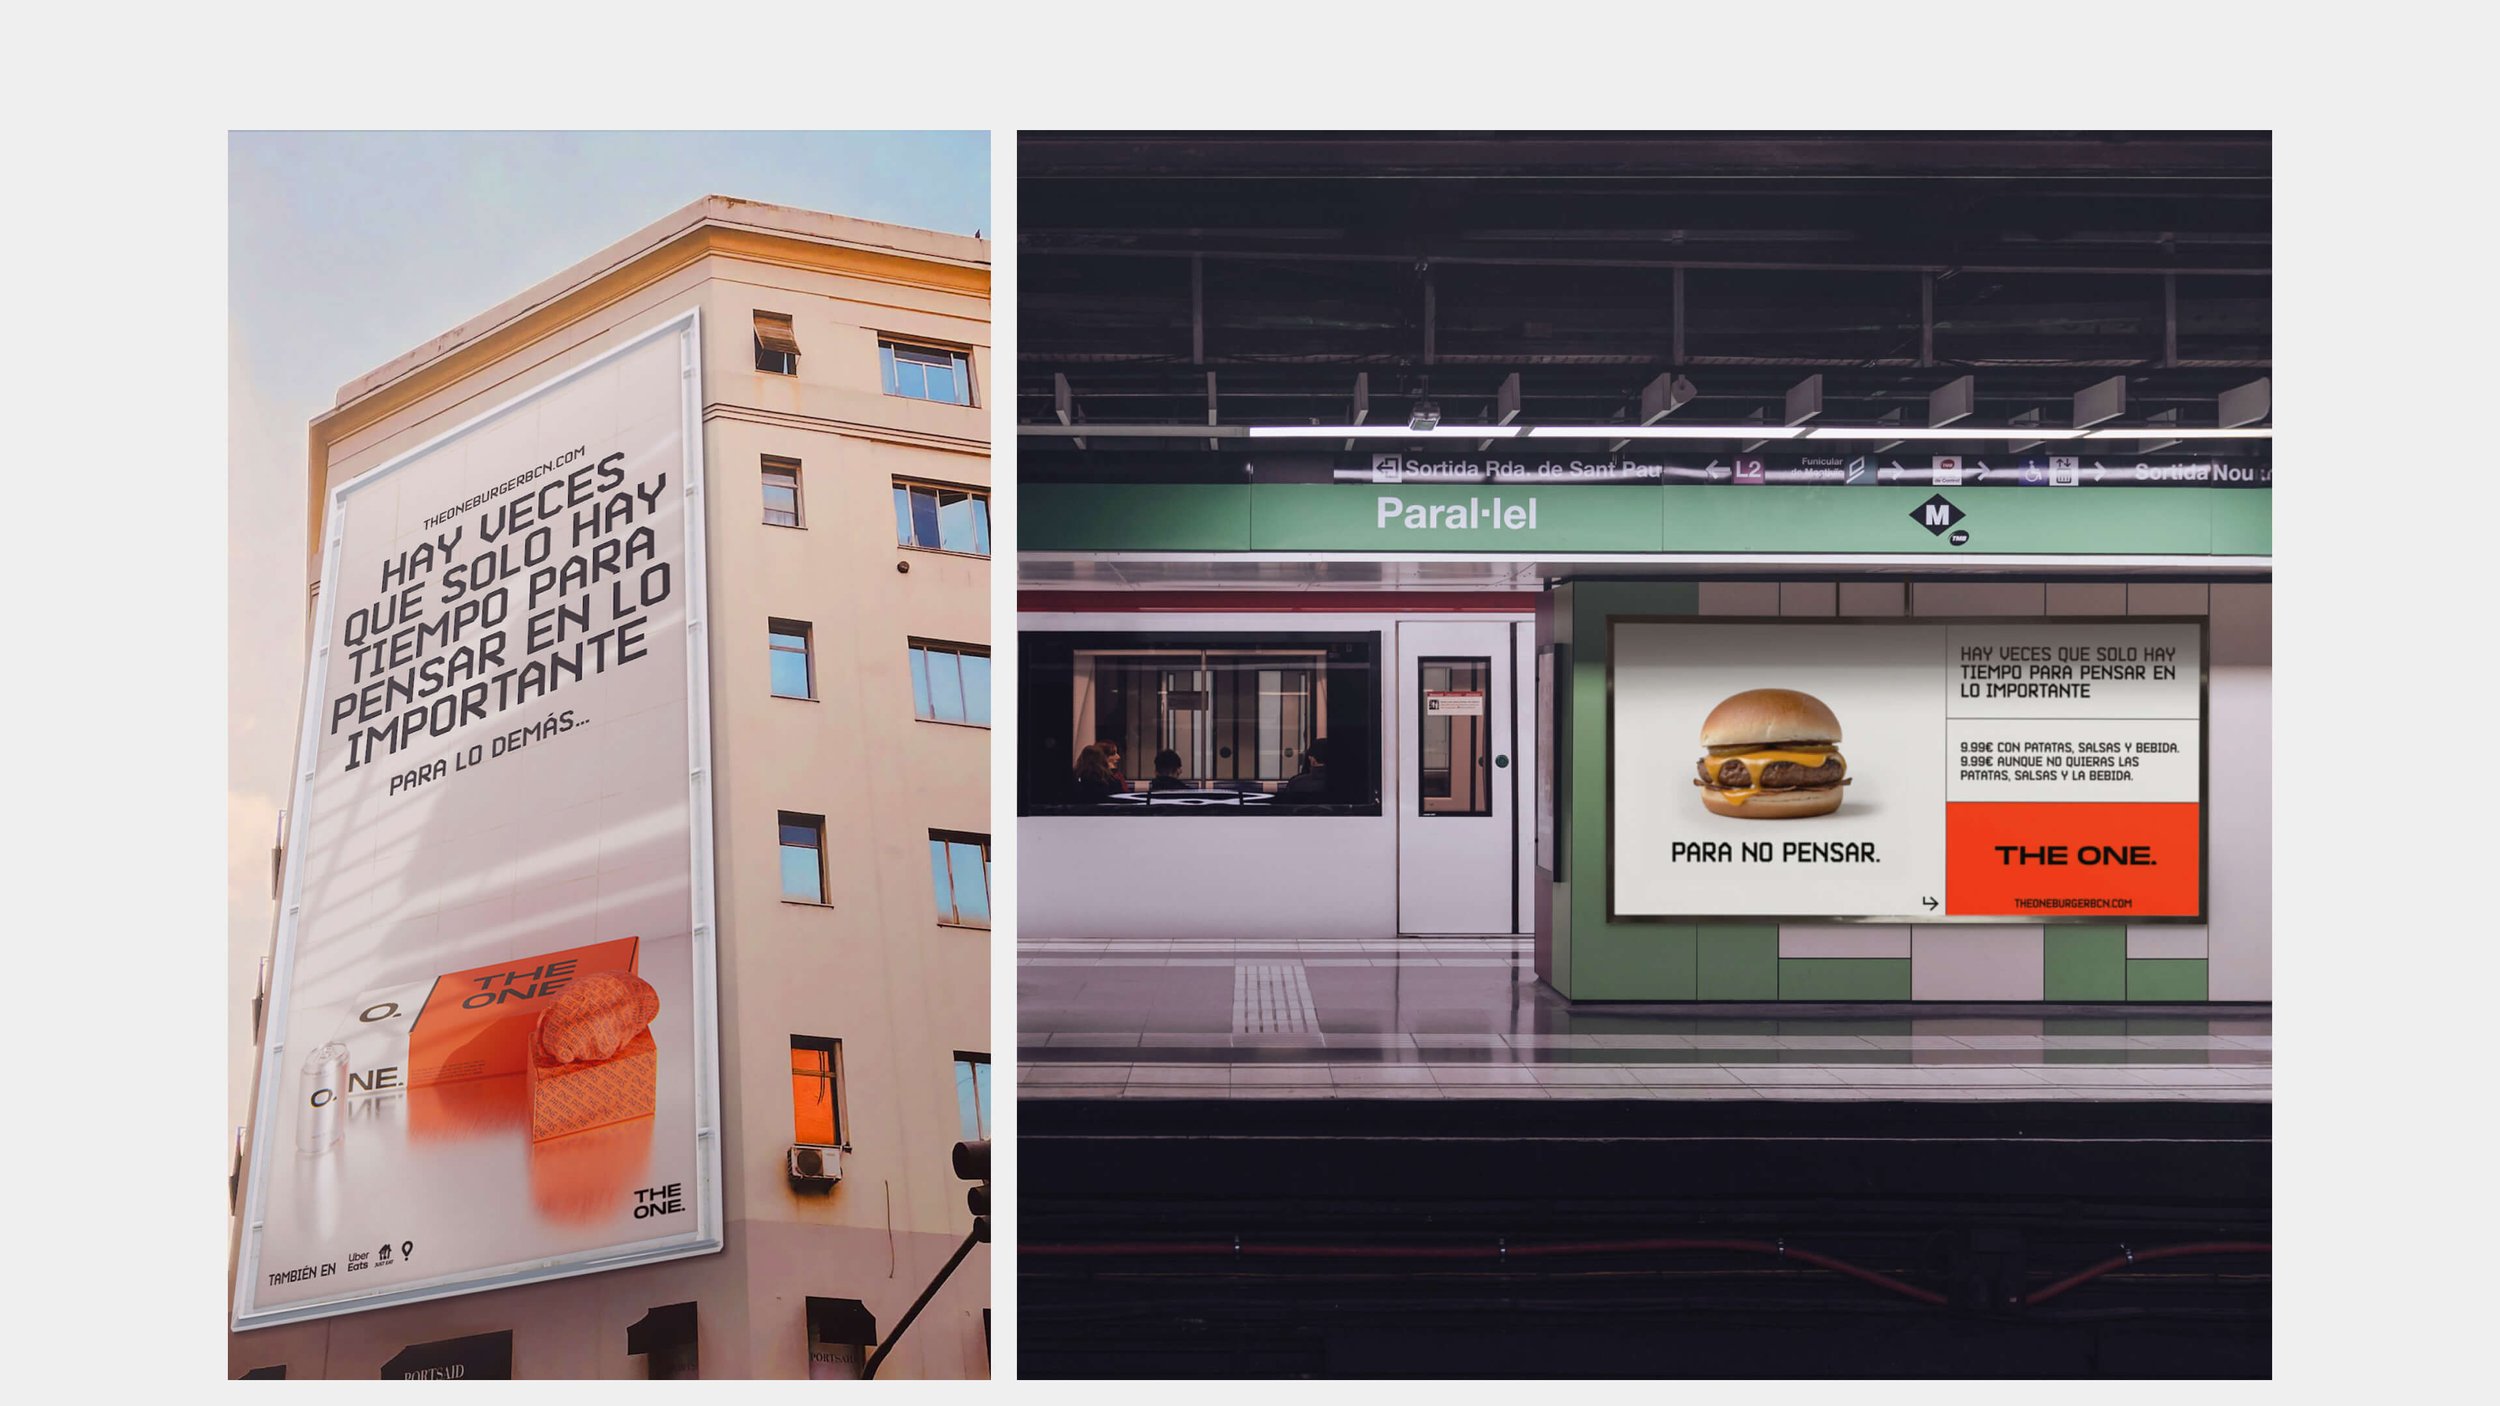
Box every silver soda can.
[298,1041,348,1156]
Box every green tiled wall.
[1696,925,1779,1000]
[1549,581,1703,999]
[1572,925,1698,1000]
[2127,958,2211,1002]
[2045,927,2129,1001]
[1779,959,1912,1001]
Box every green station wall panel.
[1779,958,1913,1001]
[1558,581,1700,999]
[1656,486,2223,555]
[2209,490,2274,555]
[2127,958,2211,1002]
[1696,925,1779,1000]
[1025,482,2266,562]
[2044,927,2129,1001]
[1572,925,1698,1000]
[1022,482,1252,550]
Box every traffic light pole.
[859,1222,984,1380]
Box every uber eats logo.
[1911,493,1968,538]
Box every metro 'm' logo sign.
[1911,493,1966,535]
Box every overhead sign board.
[1337,452,2269,488]
[234,311,721,1330]
[1019,481,2271,556]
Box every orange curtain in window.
[791,1047,837,1145]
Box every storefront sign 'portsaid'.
[234,312,723,1330]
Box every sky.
[227,130,990,1135]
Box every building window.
[1019,631,1384,815]
[627,1303,699,1381]
[879,339,973,406]
[953,1053,992,1141]
[909,641,991,726]
[770,620,814,700]
[928,831,992,928]
[762,457,803,527]
[779,812,827,904]
[790,1037,844,1146]
[892,478,990,556]
[754,311,799,375]
[805,1299,877,1381]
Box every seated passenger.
[1275,737,1332,800]
[1071,745,1121,803]
[1094,739,1127,792]
[1146,749,1190,792]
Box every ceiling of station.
[1019,131,2271,446]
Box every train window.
[1418,657,1492,817]
[1020,631,1382,816]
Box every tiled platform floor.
[1020,936,2270,1102]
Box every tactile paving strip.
[1233,963,1319,1034]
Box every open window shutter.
[754,313,800,356]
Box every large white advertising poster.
[1611,619,2202,922]
[234,312,721,1329]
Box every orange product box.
[529,1028,658,1142]
[1944,802,2201,918]
[530,1112,655,1222]
[408,936,640,1087]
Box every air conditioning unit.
[788,1144,843,1191]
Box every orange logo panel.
[1945,802,2201,918]
[408,937,640,1087]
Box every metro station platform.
[1020,933,2271,1377]
[1018,935,2271,1103]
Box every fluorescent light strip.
[1244,425,1521,440]
[2082,427,2272,440]
[1239,423,2268,441]
[1527,425,1806,441]
[1803,426,2088,441]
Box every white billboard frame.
[232,308,722,1331]
[1603,613,2211,926]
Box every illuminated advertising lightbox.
[1609,618,2204,922]
[233,312,721,1330]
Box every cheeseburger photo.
[1693,688,1849,819]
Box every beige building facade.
[230,197,992,1379]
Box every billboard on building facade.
[1609,618,2204,922]
[234,312,721,1329]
